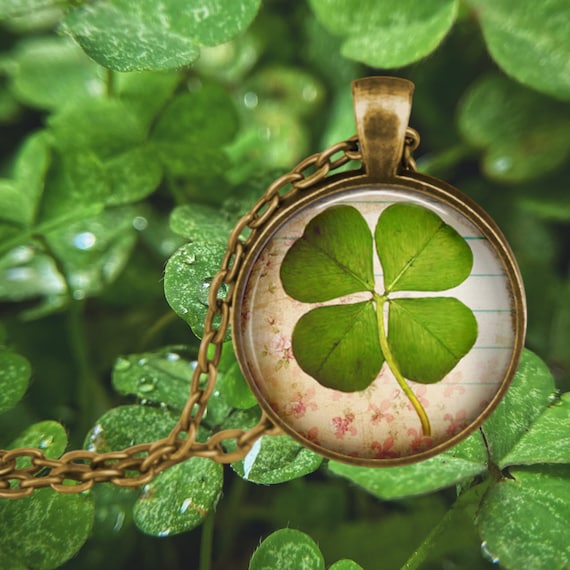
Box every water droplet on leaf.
[138,376,157,393]
[180,498,193,514]
[481,541,500,564]
[86,423,105,452]
[73,231,96,250]
[243,91,258,109]
[39,436,54,449]
[115,357,131,371]
[157,528,171,537]
[132,216,148,231]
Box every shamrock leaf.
[388,297,478,383]
[280,205,374,302]
[280,203,476,435]
[292,302,384,392]
[375,202,473,292]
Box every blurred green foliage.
[0,1,569,569]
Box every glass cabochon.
[234,185,519,462]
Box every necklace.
[0,76,526,498]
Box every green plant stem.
[67,300,110,436]
[374,293,431,436]
[400,482,487,570]
[105,68,116,97]
[199,512,216,570]
[139,311,179,350]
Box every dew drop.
[132,216,148,231]
[138,358,148,366]
[157,528,171,537]
[243,91,258,109]
[112,511,126,534]
[115,357,132,371]
[302,84,318,103]
[39,436,54,450]
[492,156,512,173]
[86,423,105,452]
[182,252,196,265]
[73,231,96,250]
[481,541,500,564]
[166,352,180,362]
[9,245,34,264]
[138,376,157,393]
[180,498,193,514]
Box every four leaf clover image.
[280,202,478,436]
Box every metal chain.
[0,132,418,499]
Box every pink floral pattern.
[236,187,518,461]
[284,388,318,419]
[444,409,469,436]
[371,437,398,459]
[368,400,394,425]
[332,413,357,439]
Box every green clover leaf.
[280,203,477,436]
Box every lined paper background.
[239,187,517,460]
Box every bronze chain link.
[0,131,419,499]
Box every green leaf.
[43,206,137,300]
[116,70,180,128]
[292,302,383,392]
[468,0,570,100]
[35,151,108,227]
[240,66,325,119]
[9,37,104,110]
[62,0,262,72]
[0,0,55,19]
[281,206,374,303]
[9,420,67,467]
[329,430,487,500]
[477,465,570,570]
[482,349,557,467]
[12,132,51,222]
[231,435,323,484]
[388,297,478,383]
[375,203,473,293]
[133,457,223,537]
[169,203,233,242]
[0,347,31,414]
[90,483,136,540]
[249,528,325,570]
[0,249,65,306]
[104,146,163,206]
[112,349,192,411]
[458,74,570,182]
[308,0,458,68]
[153,85,238,149]
[84,405,179,452]
[48,98,145,160]
[0,488,94,570]
[0,130,50,230]
[499,392,570,466]
[217,342,257,409]
[151,85,238,179]
[164,240,228,339]
[0,181,29,226]
[329,561,364,570]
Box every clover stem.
[373,293,431,437]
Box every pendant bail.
[352,76,414,180]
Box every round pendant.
[232,78,526,465]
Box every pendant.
[232,77,526,465]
